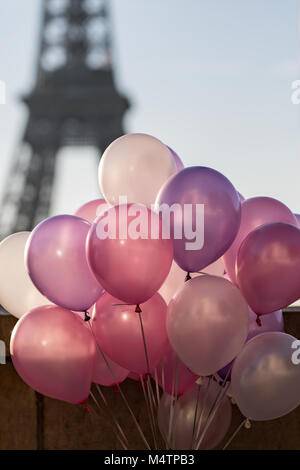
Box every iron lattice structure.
[0,0,129,238]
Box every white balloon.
[0,232,52,318]
[98,133,177,206]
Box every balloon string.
[90,390,128,450]
[170,356,179,449]
[191,382,201,448]
[193,376,211,449]
[139,374,158,449]
[136,305,160,449]
[256,314,262,327]
[222,418,249,450]
[86,316,151,450]
[95,383,129,447]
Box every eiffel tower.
[0,0,129,239]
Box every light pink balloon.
[167,275,249,376]
[167,146,184,172]
[223,197,298,285]
[87,204,173,305]
[10,306,95,404]
[158,379,232,449]
[92,292,168,374]
[152,341,197,397]
[74,199,110,224]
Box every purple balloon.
[237,222,300,314]
[294,213,300,228]
[25,215,103,311]
[218,307,284,380]
[156,166,241,272]
[167,146,184,172]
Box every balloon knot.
[84,311,91,322]
[83,405,90,413]
[185,272,192,282]
[256,315,262,327]
[135,304,142,313]
[113,385,120,393]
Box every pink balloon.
[10,306,95,404]
[25,215,103,311]
[152,341,197,397]
[167,275,249,376]
[92,292,168,374]
[237,222,300,314]
[87,204,173,305]
[93,352,129,387]
[167,146,184,171]
[156,166,241,273]
[74,199,110,224]
[223,197,297,285]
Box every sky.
[0,0,299,215]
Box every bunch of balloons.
[2,132,300,450]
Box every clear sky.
[0,0,299,215]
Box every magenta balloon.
[223,197,298,285]
[152,341,197,397]
[25,215,103,311]
[158,379,232,450]
[167,146,184,171]
[92,292,168,374]
[155,166,241,272]
[74,199,109,224]
[10,305,95,404]
[167,275,249,376]
[232,332,300,420]
[93,352,129,386]
[237,222,300,314]
[87,204,173,305]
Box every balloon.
[92,292,168,374]
[238,192,245,202]
[93,352,129,387]
[237,222,300,314]
[0,232,51,319]
[10,306,95,404]
[25,215,103,311]
[159,258,225,304]
[218,307,284,380]
[158,379,232,449]
[74,199,110,224]
[152,341,197,396]
[87,204,173,305]
[294,213,300,227]
[155,166,241,272]
[167,146,184,171]
[223,197,297,284]
[231,332,300,421]
[99,133,176,207]
[167,275,249,376]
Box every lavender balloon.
[232,332,300,421]
[25,215,103,311]
[237,222,300,314]
[223,197,297,285]
[156,166,241,272]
